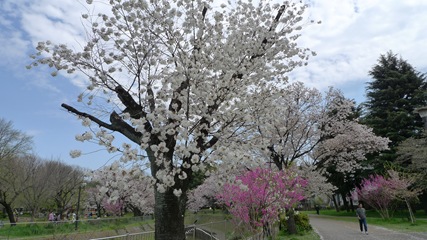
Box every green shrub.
[281,212,312,234]
[294,212,312,232]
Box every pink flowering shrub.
[357,175,393,219]
[357,170,420,220]
[217,167,307,233]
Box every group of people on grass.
[48,211,76,223]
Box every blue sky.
[1,0,427,170]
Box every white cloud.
[19,0,88,48]
[0,31,29,67]
[3,0,427,102]
[293,0,427,97]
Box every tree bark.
[263,222,272,238]
[404,198,416,224]
[154,188,187,240]
[132,206,143,217]
[331,194,340,212]
[286,208,297,234]
[3,203,16,226]
[349,196,355,212]
[97,203,102,218]
[341,193,350,212]
[421,190,427,214]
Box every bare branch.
[61,104,142,144]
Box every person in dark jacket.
[315,205,320,215]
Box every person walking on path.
[356,203,368,234]
[315,205,320,215]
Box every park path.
[309,214,427,240]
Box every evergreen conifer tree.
[363,51,427,171]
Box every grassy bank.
[3,209,423,239]
[0,216,155,239]
[0,211,231,239]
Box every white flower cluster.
[75,131,93,142]
[95,129,116,150]
[120,143,139,162]
[70,150,82,158]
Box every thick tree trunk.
[286,209,297,234]
[331,194,340,212]
[349,196,355,212]
[341,194,350,212]
[154,188,186,240]
[3,203,16,226]
[421,190,427,214]
[97,203,102,218]
[132,207,143,217]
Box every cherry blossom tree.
[187,173,222,213]
[217,167,307,237]
[91,162,155,216]
[384,170,420,223]
[357,170,420,221]
[311,89,390,174]
[249,84,388,181]
[298,163,336,198]
[86,186,107,218]
[28,0,316,238]
[396,135,427,214]
[252,82,324,170]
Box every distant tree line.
[0,118,85,225]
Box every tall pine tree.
[362,51,427,171]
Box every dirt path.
[309,214,427,240]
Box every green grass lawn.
[0,211,232,239]
[2,209,424,239]
[0,216,155,239]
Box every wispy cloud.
[3,0,427,102]
[293,0,427,96]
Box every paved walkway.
[309,214,427,240]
